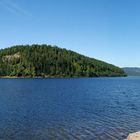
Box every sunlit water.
[0,77,140,140]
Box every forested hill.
[0,44,126,77]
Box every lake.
[0,77,140,140]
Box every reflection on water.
[0,77,140,140]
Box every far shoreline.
[0,75,127,79]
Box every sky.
[0,0,140,67]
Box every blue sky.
[0,0,140,67]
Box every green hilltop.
[0,44,126,78]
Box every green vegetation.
[0,44,126,77]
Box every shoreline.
[125,131,140,140]
[0,75,127,79]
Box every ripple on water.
[0,78,140,139]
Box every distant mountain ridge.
[0,44,126,78]
[123,67,140,76]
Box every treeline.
[0,44,126,77]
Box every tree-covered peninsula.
[0,44,126,78]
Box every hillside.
[123,67,140,76]
[0,44,126,77]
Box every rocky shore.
[125,131,140,140]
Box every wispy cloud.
[0,0,28,16]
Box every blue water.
[0,77,140,140]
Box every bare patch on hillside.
[3,52,20,62]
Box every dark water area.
[0,77,140,140]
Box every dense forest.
[0,44,126,77]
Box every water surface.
[0,77,140,140]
